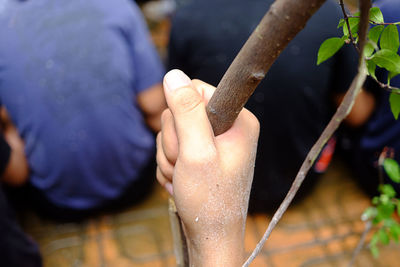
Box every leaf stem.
[340,0,359,51]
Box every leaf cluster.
[317,7,400,119]
[362,158,400,258]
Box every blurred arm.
[335,88,376,127]
[137,82,167,132]
[0,107,29,186]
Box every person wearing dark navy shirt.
[168,0,358,212]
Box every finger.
[156,166,169,187]
[160,109,178,164]
[156,167,173,195]
[163,70,215,156]
[156,132,174,180]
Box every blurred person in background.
[0,0,166,221]
[338,0,400,196]
[0,118,42,266]
[168,0,359,213]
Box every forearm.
[183,218,246,267]
[187,231,245,266]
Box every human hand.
[156,70,259,266]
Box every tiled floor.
[20,159,399,266]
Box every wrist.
[185,224,246,266]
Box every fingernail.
[164,69,191,92]
[165,182,174,196]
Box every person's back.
[0,0,165,216]
[168,0,358,212]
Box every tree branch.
[206,0,328,136]
[242,0,371,265]
[340,0,359,50]
[371,76,400,94]
[348,221,372,267]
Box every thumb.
[163,69,215,156]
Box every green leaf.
[383,218,396,228]
[371,49,400,73]
[343,17,360,36]
[370,7,384,24]
[317,37,345,65]
[379,184,397,198]
[370,233,380,258]
[378,228,390,245]
[338,18,345,29]
[371,233,379,246]
[366,60,377,80]
[377,202,395,219]
[389,223,400,242]
[369,25,385,44]
[371,245,380,258]
[380,25,400,52]
[388,72,400,83]
[372,196,380,205]
[398,201,400,216]
[362,207,377,221]
[383,159,400,182]
[389,92,400,120]
[364,42,375,57]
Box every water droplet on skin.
[195,217,199,222]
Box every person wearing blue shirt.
[0,0,166,220]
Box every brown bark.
[206,0,327,135]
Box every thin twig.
[371,76,400,94]
[168,198,189,267]
[340,0,359,51]
[348,221,372,267]
[348,16,400,25]
[242,0,371,266]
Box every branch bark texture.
[206,0,327,135]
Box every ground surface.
[20,159,399,267]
